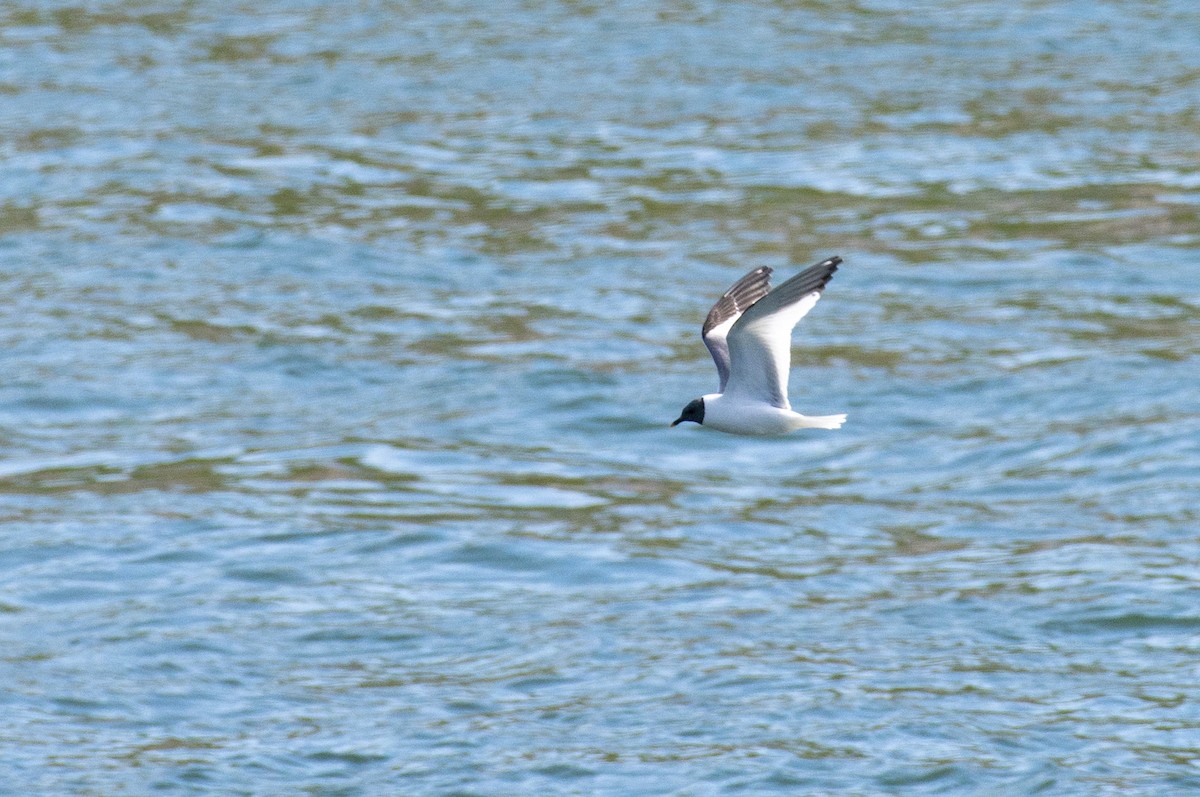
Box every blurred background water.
[2,1,1199,794]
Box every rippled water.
[3,2,1200,794]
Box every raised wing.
[722,256,841,408]
[701,266,772,392]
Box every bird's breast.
[701,394,803,436]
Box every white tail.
[798,413,847,430]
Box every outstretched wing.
[701,267,772,392]
[723,256,841,409]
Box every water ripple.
[2,1,1200,794]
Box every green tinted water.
[1,2,1199,794]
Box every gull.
[671,256,847,436]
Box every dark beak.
[670,416,683,427]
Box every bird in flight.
[671,256,847,436]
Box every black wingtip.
[748,255,842,310]
[816,255,841,273]
[817,255,840,289]
[702,265,775,338]
[797,255,841,294]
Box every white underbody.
[701,393,846,436]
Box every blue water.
[2,2,1199,794]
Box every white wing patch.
[723,292,821,409]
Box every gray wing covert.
[701,266,773,392]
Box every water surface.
[2,1,1199,794]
